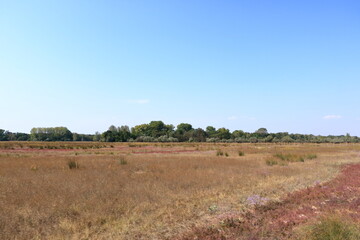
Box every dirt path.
[178,163,360,240]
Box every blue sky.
[1,0,359,135]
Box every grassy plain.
[1,142,360,239]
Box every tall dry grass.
[0,142,360,239]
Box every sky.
[0,0,359,136]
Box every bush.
[225,152,229,157]
[68,160,79,169]
[238,151,245,156]
[216,150,224,156]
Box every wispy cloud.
[128,99,150,104]
[323,115,342,120]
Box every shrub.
[68,160,79,169]
[238,151,245,156]
[225,152,229,157]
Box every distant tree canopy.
[1,122,359,143]
[30,127,72,141]
[0,129,30,141]
[101,125,131,142]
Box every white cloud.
[323,115,342,120]
[128,99,150,104]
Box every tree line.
[0,121,359,143]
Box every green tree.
[255,128,268,135]
[232,130,245,138]
[174,123,193,141]
[0,129,8,141]
[191,128,207,142]
[93,131,101,141]
[206,126,217,138]
[177,123,193,133]
[30,127,72,141]
[216,128,231,139]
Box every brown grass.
[0,142,360,239]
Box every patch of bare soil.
[178,163,360,240]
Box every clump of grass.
[129,144,143,147]
[208,204,218,213]
[30,165,38,171]
[238,151,245,156]
[68,160,79,169]
[306,154,317,160]
[298,215,360,240]
[119,156,127,165]
[274,153,305,163]
[265,158,278,166]
[216,150,224,156]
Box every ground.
[179,162,360,239]
[0,142,359,239]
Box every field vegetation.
[0,142,360,239]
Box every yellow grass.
[1,142,360,239]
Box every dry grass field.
[1,142,360,239]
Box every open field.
[1,142,360,239]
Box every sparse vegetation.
[266,158,278,166]
[274,153,307,162]
[0,142,359,239]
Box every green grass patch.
[297,215,360,240]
